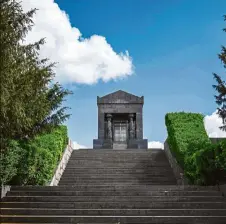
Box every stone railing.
[1,185,11,199]
[164,141,189,185]
[49,139,74,186]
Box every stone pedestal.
[93,139,112,149]
[128,139,148,149]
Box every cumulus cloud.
[204,111,226,137]
[73,141,88,150]
[20,0,133,85]
[148,141,164,149]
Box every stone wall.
[164,141,189,185]
[49,139,74,186]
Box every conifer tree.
[213,15,226,131]
[0,0,72,149]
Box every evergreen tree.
[0,0,72,149]
[213,15,226,131]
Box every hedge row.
[165,112,226,185]
[0,125,68,186]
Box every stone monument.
[93,90,148,149]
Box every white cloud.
[148,141,164,149]
[204,111,226,137]
[20,0,133,85]
[73,141,88,150]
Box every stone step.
[65,164,171,168]
[7,190,222,197]
[10,185,220,191]
[60,174,177,179]
[62,169,175,175]
[70,154,160,157]
[72,149,153,152]
[64,167,172,171]
[2,201,226,209]
[64,169,173,173]
[2,196,225,202]
[70,153,163,157]
[58,180,177,185]
[59,174,177,179]
[66,160,170,164]
[59,175,176,179]
[72,149,160,152]
[58,183,180,186]
[70,151,158,155]
[58,182,177,186]
[1,215,226,223]
[66,158,169,162]
[69,153,165,159]
[2,208,226,216]
[67,158,168,162]
[62,166,174,171]
[58,180,177,184]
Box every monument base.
[128,139,148,149]
[93,139,112,149]
[93,139,148,149]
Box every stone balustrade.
[49,139,74,186]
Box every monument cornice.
[97,90,144,105]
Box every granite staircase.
[1,149,226,223]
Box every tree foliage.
[0,0,72,150]
[213,15,226,131]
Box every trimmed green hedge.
[0,140,25,185]
[165,112,226,185]
[165,112,211,169]
[1,125,68,186]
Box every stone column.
[129,113,135,139]
[106,113,112,139]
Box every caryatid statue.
[129,113,135,139]
[106,113,112,139]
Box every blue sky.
[22,0,226,147]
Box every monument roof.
[97,90,144,104]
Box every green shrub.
[9,125,68,185]
[184,140,217,185]
[215,139,226,171]
[0,140,25,185]
[214,139,226,183]
[165,112,226,185]
[165,112,210,169]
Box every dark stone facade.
[210,137,226,144]
[93,90,148,149]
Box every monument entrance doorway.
[113,121,127,142]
